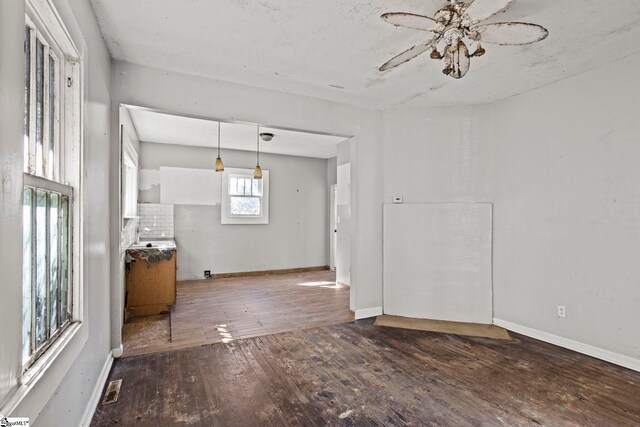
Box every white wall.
[0,0,113,424]
[120,106,140,156]
[490,52,640,365]
[383,105,493,204]
[336,163,351,287]
[383,52,640,368]
[0,0,27,412]
[138,142,331,280]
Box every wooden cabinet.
[125,248,176,319]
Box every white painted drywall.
[0,0,27,412]
[0,0,113,423]
[327,157,337,187]
[120,106,140,157]
[336,164,351,206]
[159,166,222,206]
[115,105,141,363]
[383,203,493,324]
[383,105,493,205]
[490,52,640,364]
[139,142,329,280]
[336,163,351,287]
[382,51,640,366]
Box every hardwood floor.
[122,269,353,357]
[95,319,640,426]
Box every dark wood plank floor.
[94,320,640,426]
[122,270,353,357]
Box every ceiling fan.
[379,0,548,79]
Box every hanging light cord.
[256,126,260,166]
[217,123,221,157]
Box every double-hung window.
[229,175,263,216]
[221,169,269,224]
[22,0,82,371]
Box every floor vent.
[102,379,123,405]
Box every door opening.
[330,184,338,271]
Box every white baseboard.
[355,306,383,320]
[493,318,640,373]
[80,351,114,426]
[111,344,123,359]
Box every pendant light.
[215,122,224,172]
[254,126,262,179]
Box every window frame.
[21,0,83,380]
[228,175,263,217]
[221,168,269,225]
[22,174,74,370]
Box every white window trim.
[221,168,269,225]
[1,0,88,420]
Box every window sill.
[1,321,87,419]
[22,321,82,385]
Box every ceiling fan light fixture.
[472,44,486,57]
[430,49,443,60]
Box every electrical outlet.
[557,305,566,318]
[204,270,211,279]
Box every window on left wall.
[22,0,82,372]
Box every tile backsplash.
[138,203,174,239]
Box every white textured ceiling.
[127,108,347,159]
[93,1,640,109]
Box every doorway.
[330,184,338,271]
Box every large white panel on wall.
[160,166,221,205]
[383,203,493,324]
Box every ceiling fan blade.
[381,12,438,32]
[379,42,434,72]
[472,22,549,45]
[464,0,514,24]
